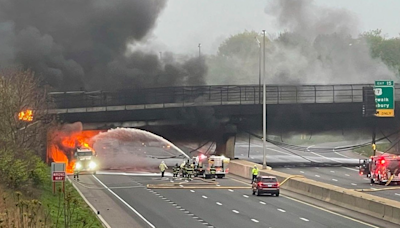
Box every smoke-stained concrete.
[0,0,206,90]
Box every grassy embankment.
[0,166,102,228]
[353,143,391,157]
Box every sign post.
[374,81,395,117]
[51,162,66,194]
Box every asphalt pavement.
[72,172,397,228]
[234,139,365,166]
[274,166,400,201]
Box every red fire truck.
[359,153,400,185]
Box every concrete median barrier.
[230,160,400,224]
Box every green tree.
[361,29,400,76]
[206,31,269,85]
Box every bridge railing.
[48,84,400,109]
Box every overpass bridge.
[47,83,400,158]
[47,83,400,128]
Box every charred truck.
[74,147,98,175]
[359,153,400,185]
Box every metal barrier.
[48,84,400,109]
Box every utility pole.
[255,37,261,103]
[262,30,267,169]
[198,43,201,57]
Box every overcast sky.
[142,0,400,56]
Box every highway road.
[274,166,400,201]
[71,172,397,228]
[234,139,365,166]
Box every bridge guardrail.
[48,84,400,109]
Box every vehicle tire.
[275,193,279,197]
[370,178,375,184]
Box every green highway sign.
[374,80,395,117]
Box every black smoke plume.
[0,0,206,90]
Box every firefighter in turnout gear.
[173,163,180,178]
[210,164,216,179]
[180,161,186,177]
[73,166,80,181]
[186,162,194,179]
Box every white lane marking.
[351,183,357,186]
[202,195,208,199]
[260,201,266,205]
[315,175,320,177]
[334,152,350,158]
[190,190,195,193]
[267,147,293,155]
[180,208,185,211]
[232,210,239,214]
[330,171,335,173]
[315,167,320,169]
[277,209,286,212]
[345,174,350,177]
[306,145,315,152]
[300,217,309,222]
[343,167,359,172]
[251,219,259,223]
[216,202,222,206]
[243,195,249,198]
[228,189,234,192]
[395,193,400,196]
[332,179,338,182]
[284,195,380,228]
[92,175,156,228]
[67,177,111,228]
[193,217,199,219]
[310,152,340,162]
[216,184,221,187]
[300,171,305,174]
[179,185,184,187]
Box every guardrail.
[48,84,400,109]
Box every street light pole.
[198,43,201,57]
[262,30,267,169]
[255,37,261,104]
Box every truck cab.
[74,148,98,174]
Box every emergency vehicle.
[201,155,230,179]
[74,147,98,175]
[359,153,400,184]
[192,154,208,177]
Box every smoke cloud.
[263,0,396,84]
[0,0,206,90]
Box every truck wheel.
[275,193,279,197]
[370,178,374,184]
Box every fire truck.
[193,155,230,179]
[74,147,98,175]
[359,153,400,184]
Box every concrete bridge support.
[215,124,237,159]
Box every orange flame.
[18,110,33,122]
[48,130,102,173]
